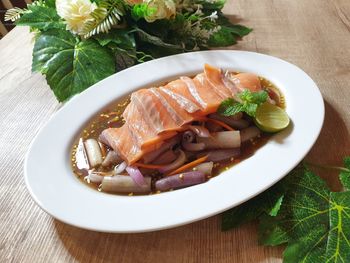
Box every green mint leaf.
[243,102,257,117]
[238,89,268,105]
[217,98,243,116]
[218,90,268,117]
[340,156,350,190]
[33,29,115,102]
[238,89,253,101]
[251,90,269,104]
[16,5,64,31]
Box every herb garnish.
[218,89,268,117]
[222,157,350,262]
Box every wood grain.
[0,1,349,262]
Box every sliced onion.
[182,130,195,143]
[188,125,210,138]
[209,114,249,129]
[155,171,207,191]
[152,150,177,165]
[85,170,113,184]
[102,151,122,167]
[191,162,214,176]
[126,166,146,186]
[182,141,206,151]
[101,175,151,193]
[159,150,186,173]
[142,136,180,164]
[197,131,241,149]
[75,138,89,170]
[198,149,241,162]
[84,139,103,167]
[114,161,127,174]
[240,126,261,143]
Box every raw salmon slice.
[100,64,262,164]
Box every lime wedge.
[254,103,290,132]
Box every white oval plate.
[25,51,324,233]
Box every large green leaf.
[221,183,284,230]
[259,167,350,262]
[339,156,350,190]
[33,29,115,102]
[16,5,64,31]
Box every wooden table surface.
[1,1,350,262]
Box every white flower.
[208,11,218,22]
[144,0,176,22]
[56,0,97,35]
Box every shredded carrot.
[133,163,167,169]
[199,117,235,131]
[166,155,208,176]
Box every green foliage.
[32,29,115,101]
[339,156,350,190]
[131,3,156,21]
[218,90,268,117]
[222,159,350,263]
[15,5,64,31]
[9,0,252,102]
[132,27,183,50]
[222,183,285,230]
[83,0,125,38]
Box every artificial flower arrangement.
[5,0,251,102]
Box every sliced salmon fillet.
[100,64,262,164]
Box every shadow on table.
[305,99,350,190]
[54,217,283,263]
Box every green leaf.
[131,3,156,21]
[16,5,64,31]
[208,26,237,47]
[217,90,268,117]
[133,27,183,50]
[217,98,242,116]
[228,24,253,37]
[339,156,350,190]
[325,192,350,261]
[259,166,350,262]
[221,183,285,231]
[258,214,289,245]
[33,29,115,102]
[94,30,136,49]
[199,0,226,10]
[115,49,136,71]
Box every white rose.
[56,0,97,35]
[144,0,176,22]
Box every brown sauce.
[71,75,285,195]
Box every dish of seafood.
[24,51,324,232]
[72,64,288,195]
